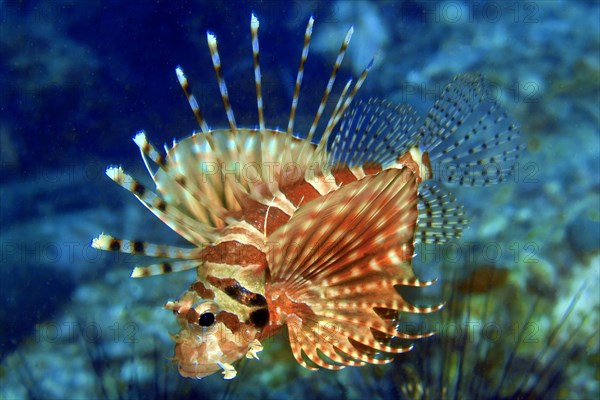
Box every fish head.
[165,288,263,380]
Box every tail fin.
[419,73,525,186]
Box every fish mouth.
[171,314,257,380]
[173,332,222,379]
[176,359,221,379]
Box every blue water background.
[1,1,598,398]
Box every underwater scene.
[0,0,598,399]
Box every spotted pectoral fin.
[268,168,439,370]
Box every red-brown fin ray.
[287,314,369,370]
[290,322,349,370]
[419,73,525,186]
[416,183,467,245]
[267,168,438,369]
[272,170,419,296]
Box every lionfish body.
[93,15,522,379]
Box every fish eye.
[198,312,215,327]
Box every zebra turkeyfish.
[92,14,522,379]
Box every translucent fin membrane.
[328,98,420,167]
[416,184,467,244]
[104,166,216,245]
[420,73,525,186]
